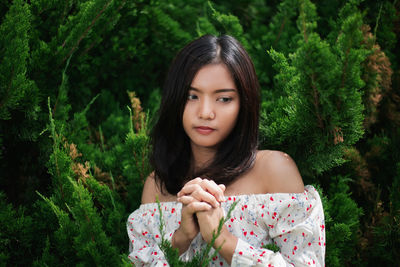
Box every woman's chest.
[224,170,266,196]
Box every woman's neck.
[190,144,217,171]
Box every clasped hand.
[176,177,227,244]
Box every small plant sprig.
[262,243,280,253]
[156,197,238,266]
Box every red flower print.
[270,197,274,201]
[239,251,243,255]
[171,208,175,213]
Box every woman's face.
[183,63,240,151]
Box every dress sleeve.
[127,203,182,266]
[231,186,325,267]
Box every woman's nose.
[198,99,215,120]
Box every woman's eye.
[187,94,198,100]
[218,97,232,103]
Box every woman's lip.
[195,126,215,135]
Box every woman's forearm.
[213,227,238,265]
[171,228,195,255]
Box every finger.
[186,201,212,213]
[178,183,203,197]
[218,184,226,191]
[177,178,203,197]
[201,179,226,202]
[177,195,196,205]
[191,188,220,208]
[177,184,219,207]
[185,177,203,185]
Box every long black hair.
[150,34,260,194]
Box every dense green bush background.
[1,0,399,265]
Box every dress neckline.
[140,185,316,207]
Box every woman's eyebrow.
[189,87,237,93]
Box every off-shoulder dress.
[127,185,325,266]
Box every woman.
[127,34,325,266]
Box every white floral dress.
[127,185,325,266]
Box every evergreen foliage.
[1,0,399,265]
[260,0,366,178]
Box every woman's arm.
[195,206,238,265]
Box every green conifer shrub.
[0,0,399,265]
[260,0,365,178]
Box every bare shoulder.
[141,172,176,204]
[256,150,304,193]
[141,172,158,204]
